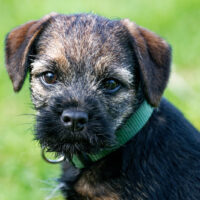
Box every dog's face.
[30,15,137,156]
[5,13,171,157]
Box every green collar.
[71,100,154,168]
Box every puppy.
[5,13,200,200]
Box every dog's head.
[5,13,171,157]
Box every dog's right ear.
[5,12,57,92]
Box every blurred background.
[0,0,199,199]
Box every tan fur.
[121,19,147,56]
[74,175,120,200]
[5,13,57,91]
[28,15,137,125]
[121,18,171,106]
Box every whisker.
[45,183,65,200]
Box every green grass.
[0,0,200,199]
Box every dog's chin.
[41,137,113,159]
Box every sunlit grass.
[0,0,199,199]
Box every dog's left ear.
[122,19,172,107]
[5,12,57,92]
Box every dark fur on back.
[120,99,200,199]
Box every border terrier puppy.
[5,13,200,200]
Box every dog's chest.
[72,170,120,200]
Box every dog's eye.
[42,72,57,85]
[103,79,121,94]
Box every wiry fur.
[35,90,115,157]
[28,14,138,158]
[4,13,200,200]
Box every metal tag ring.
[41,147,66,164]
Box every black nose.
[61,110,88,132]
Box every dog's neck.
[71,100,154,169]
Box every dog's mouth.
[34,106,115,157]
[36,129,114,158]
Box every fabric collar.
[71,100,154,168]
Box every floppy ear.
[5,12,57,92]
[122,19,172,107]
